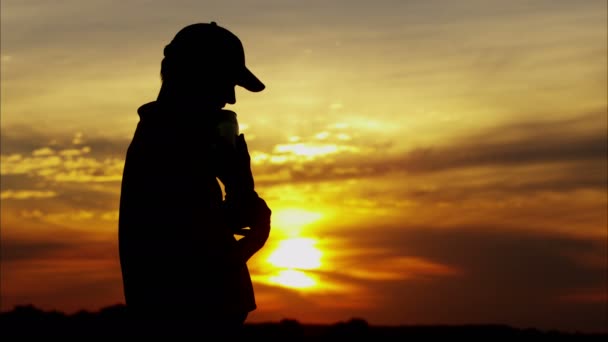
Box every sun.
[264,237,323,290]
[267,238,322,270]
[256,207,325,290]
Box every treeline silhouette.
[0,304,605,341]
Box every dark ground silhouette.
[0,304,605,341]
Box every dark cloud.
[2,111,605,231]
[398,132,605,174]
[1,235,122,314]
[0,174,47,190]
[53,186,120,212]
[0,126,128,203]
[1,176,121,215]
[4,110,605,194]
[247,222,607,331]
[1,232,118,263]
[2,215,605,331]
[387,159,607,202]
[342,224,606,289]
[0,239,72,262]
[316,223,607,332]
[0,125,130,159]
[0,125,55,155]
[254,110,607,190]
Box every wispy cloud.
[1,128,126,184]
[252,110,607,188]
[0,190,57,200]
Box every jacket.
[118,101,267,316]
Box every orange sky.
[1,0,607,333]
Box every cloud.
[1,234,122,314]
[333,255,460,281]
[247,221,607,331]
[1,127,127,185]
[0,221,121,313]
[397,111,607,173]
[0,126,130,159]
[368,160,607,203]
[252,110,607,189]
[1,239,73,262]
[1,152,124,183]
[342,224,606,288]
[305,223,606,331]
[0,190,57,200]
[2,111,603,237]
[2,206,605,331]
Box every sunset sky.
[1,0,607,333]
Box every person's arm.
[218,134,272,263]
[216,134,255,199]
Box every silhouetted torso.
[118,101,255,332]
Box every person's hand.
[226,192,271,236]
[235,196,272,262]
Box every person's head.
[159,22,264,109]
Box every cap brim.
[237,67,265,92]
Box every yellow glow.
[0,190,57,200]
[336,133,351,140]
[272,208,322,234]
[250,143,362,165]
[315,131,330,140]
[267,238,322,270]
[275,143,338,157]
[273,143,360,159]
[267,269,317,289]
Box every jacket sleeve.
[223,196,272,263]
[216,133,272,263]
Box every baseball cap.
[163,22,265,92]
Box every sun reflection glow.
[263,237,324,290]
[267,270,317,289]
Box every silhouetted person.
[118,21,271,338]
